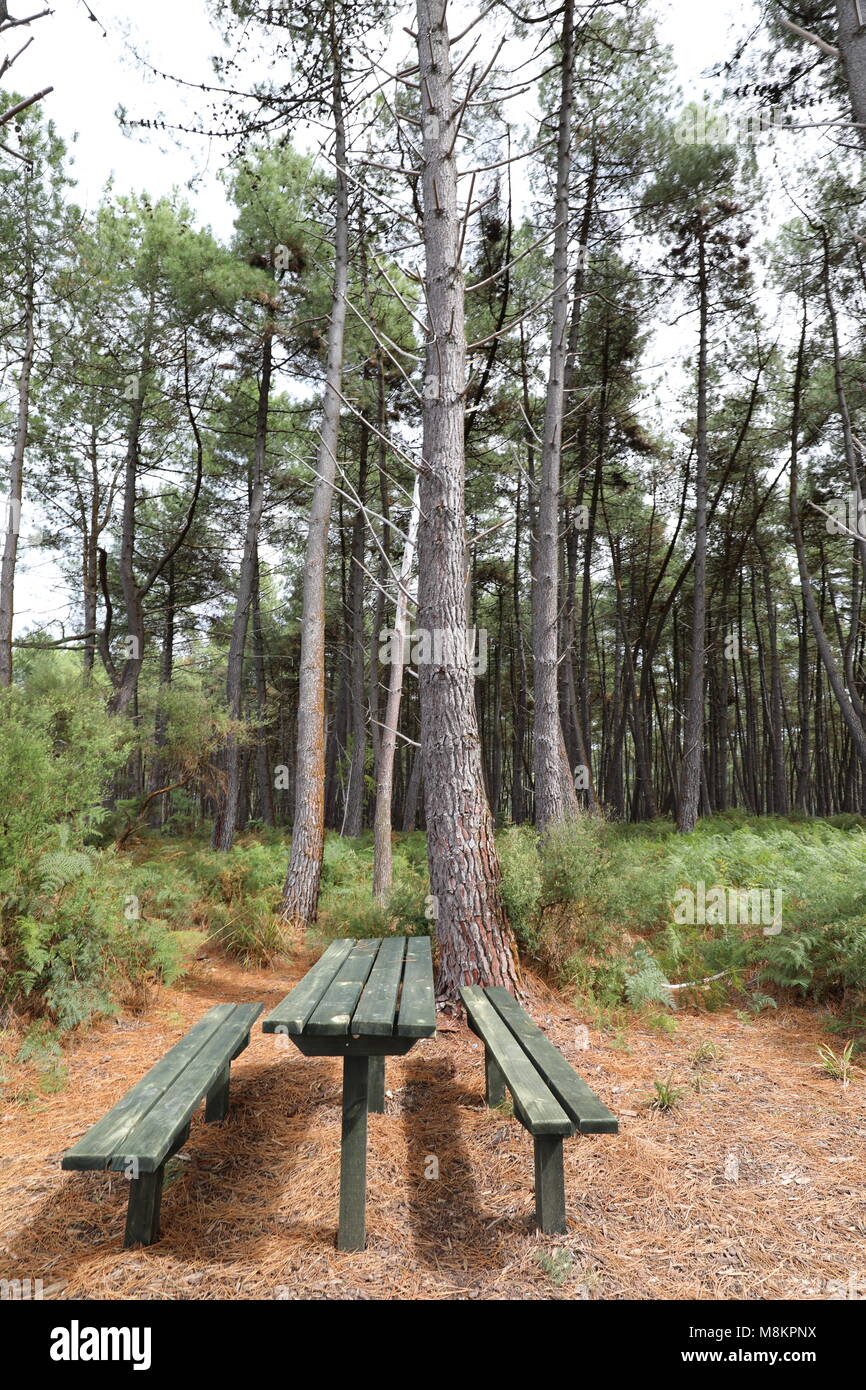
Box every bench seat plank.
[306,939,381,1035]
[352,937,406,1035]
[108,1003,262,1173]
[62,1003,237,1171]
[460,986,572,1135]
[485,987,618,1134]
[396,935,436,1037]
[261,938,355,1035]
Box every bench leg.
[338,1055,369,1252]
[533,1135,567,1235]
[368,1055,386,1114]
[485,1047,506,1108]
[124,1166,165,1248]
[205,1063,231,1122]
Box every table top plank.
[351,936,406,1035]
[306,939,382,1035]
[261,938,355,1035]
[396,935,436,1037]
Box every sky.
[8,0,756,232]
[4,0,766,636]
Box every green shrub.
[496,826,542,950]
[520,813,866,1014]
[539,815,608,907]
[387,872,433,935]
[207,897,285,966]
[0,668,197,1032]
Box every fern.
[625,946,676,1010]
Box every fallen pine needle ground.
[1,946,864,1301]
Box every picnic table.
[262,935,436,1250]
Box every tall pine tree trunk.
[0,231,33,687]
[213,328,272,851]
[677,225,708,832]
[532,0,580,829]
[415,0,518,997]
[281,36,350,927]
[373,476,420,902]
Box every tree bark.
[213,326,273,850]
[789,305,866,774]
[373,475,420,902]
[0,223,33,688]
[677,223,709,832]
[532,0,580,830]
[835,0,866,142]
[281,29,350,926]
[343,418,369,838]
[108,302,154,716]
[415,0,518,997]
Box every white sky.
[5,0,763,636]
[9,0,753,229]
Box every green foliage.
[496,826,542,950]
[648,1076,684,1112]
[535,1248,574,1287]
[0,668,202,1032]
[0,667,126,883]
[486,813,866,1015]
[815,1040,857,1085]
[315,833,432,940]
[538,815,608,908]
[624,945,676,1010]
[690,1040,721,1069]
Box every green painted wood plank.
[351,937,406,1035]
[62,1004,236,1171]
[459,986,571,1136]
[124,1168,165,1248]
[108,1003,262,1173]
[261,939,355,1035]
[337,1055,369,1251]
[396,935,436,1038]
[306,939,381,1035]
[533,1135,567,1234]
[485,986,618,1134]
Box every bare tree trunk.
[281,35,349,927]
[373,475,420,902]
[0,228,34,688]
[415,0,518,998]
[677,225,709,832]
[252,556,275,827]
[401,746,422,831]
[108,303,154,717]
[343,419,369,838]
[148,558,175,829]
[789,306,866,773]
[532,0,580,830]
[835,0,866,142]
[213,327,273,851]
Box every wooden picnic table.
[262,935,436,1251]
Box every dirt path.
[2,947,864,1300]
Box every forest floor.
[2,943,865,1301]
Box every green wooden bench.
[460,985,617,1234]
[62,1002,262,1248]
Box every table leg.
[368,1055,385,1113]
[338,1054,369,1251]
